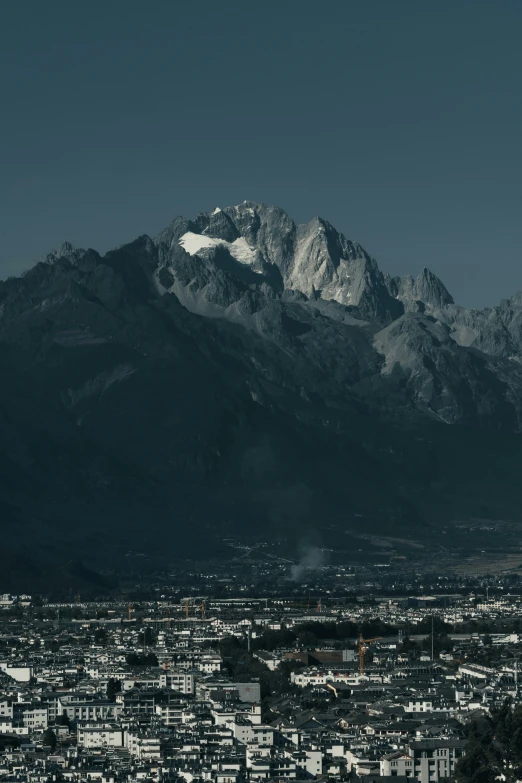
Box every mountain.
[1,200,522,576]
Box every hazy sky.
[1,0,521,308]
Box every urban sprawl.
[1,560,522,783]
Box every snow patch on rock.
[179,232,224,255]
[179,231,258,267]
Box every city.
[2,556,522,782]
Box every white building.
[0,663,33,682]
[78,724,125,748]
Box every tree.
[43,728,57,751]
[126,651,158,666]
[455,698,522,783]
[138,627,156,647]
[297,630,317,648]
[107,677,122,701]
[401,636,420,655]
[421,633,454,658]
[415,616,453,634]
[94,628,108,645]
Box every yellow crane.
[184,601,206,619]
[358,634,381,675]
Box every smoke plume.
[290,545,326,581]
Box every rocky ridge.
[151,200,522,429]
[1,200,522,563]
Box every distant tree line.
[244,619,399,652]
[125,651,158,666]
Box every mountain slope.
[1,201,522,571]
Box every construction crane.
[192,602,206,618]
[183,600,206,619]
[358,634,381,675]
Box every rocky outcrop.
[387,268,454,309]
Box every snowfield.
[179,232,258,267]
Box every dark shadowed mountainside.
[2,202,522,578]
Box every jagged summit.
[388,267,454,310]
[154,201,432,322]
[154,199,454,317]
[41,241,87,266]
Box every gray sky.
[1,0,521,308]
